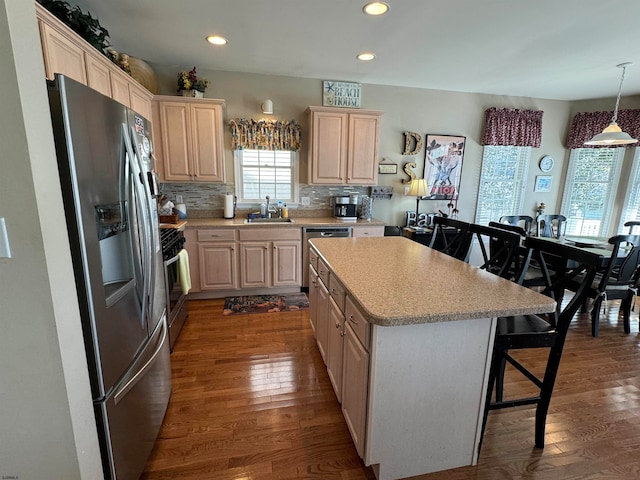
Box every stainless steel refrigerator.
[48,75,171,480]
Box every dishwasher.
[302,227,352,288]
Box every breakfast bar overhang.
[309,236,555,480]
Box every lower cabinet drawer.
[345,296,369,349]
[309,247,319,272]
[317,257,330,286]
[353,226,384,237]
[197,229,236,242]
[329,275,346,313]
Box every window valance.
[481,107,544,147]
[565,110,640,149]
[229,118,301,152]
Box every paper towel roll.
[223,194,235,219]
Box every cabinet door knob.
[336,322,341,328]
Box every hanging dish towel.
[177,249,191,295]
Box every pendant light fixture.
[585,62,638,146]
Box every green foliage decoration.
[37,0,110,54]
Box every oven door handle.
[164,250,182,268]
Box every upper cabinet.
[152,96,226,183]
[36,3,153,120]
[306,106,382,185]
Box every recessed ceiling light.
[206,35,228,46]
[363,2,389,15]
[357,52,376,61]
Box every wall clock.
[539,155,554,173]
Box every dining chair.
[429,216,472,261]
[480,236,601,451]
[469,223,522,279]
[498,215,534,235]
[535,214,567,238]
[488,221,528,279]
[489,221,527,238]
[624,221,640,235]
[568,234,640,337]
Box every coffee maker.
[333,195,358,221]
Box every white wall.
[0,1,102,478]
[150,65,573,226]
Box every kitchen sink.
[243,218,295,224]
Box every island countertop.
[310,236,555,326]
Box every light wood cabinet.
[36,4,153,119]
[342,320,369,459]
[109,69,131,107]
[308,265,319,335]
[239,243,269,288]
[153,96,226,183]
[306,106,382,185]
[316,276,330,363]
[352,225,385,237]
[195,229,238,291]
[186,226,301,298]
[327,296,345,402]
[85,50,111,97]
[273,241,301,286]
[238,228,301,289]
[200,243,237,290]
[38,18,87,84]
[128,81,153,121]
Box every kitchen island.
[308,236,554,480]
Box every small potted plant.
[177,67,209,97]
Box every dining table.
[534,235,627,268]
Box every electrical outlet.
[301,197,310,206]
[404,186,410,195]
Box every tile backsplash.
[159,183,371,217]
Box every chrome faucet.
[265,195,279,218]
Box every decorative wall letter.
[403,132,423,155]
[402,162,417,184]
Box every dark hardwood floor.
[141,296,640,480]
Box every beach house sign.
[323,81,361,108]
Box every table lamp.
[407,178,428,217]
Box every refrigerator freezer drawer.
[97,316,172,480]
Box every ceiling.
[71,0,640,101]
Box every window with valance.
[481,107,544,147]
[228,119,301,205]
[228,118,301,151]
[565,110,640,148]
[475,108,543,225]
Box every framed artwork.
[534,175,553,192]
[378,162,397,174]
[422,134,466,200]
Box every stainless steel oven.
[160,228,188,351]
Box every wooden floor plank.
[141,296,640,480]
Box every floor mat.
[223,293,309,315]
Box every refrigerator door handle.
[123,124,151,326]
[130,125,157,321]
[113,318,168,405]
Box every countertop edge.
[183,217,386,228]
